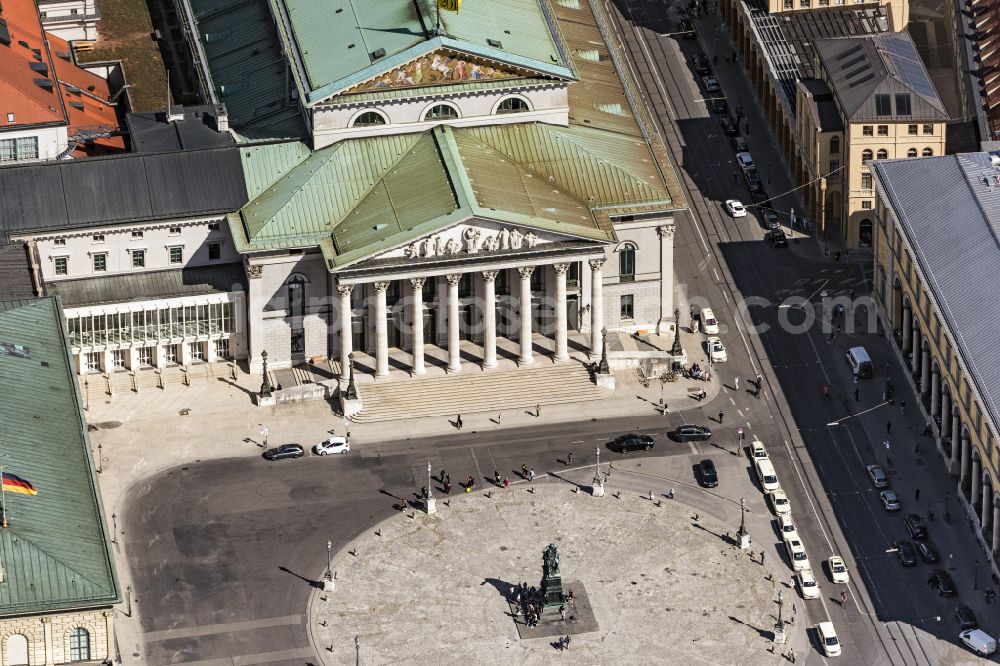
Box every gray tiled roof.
[0,147,248,237]
[126,106,235,153]
[0,297,119,615]
[815,32,947,122]
[48,263,247,308]
[872,152,1000,443]
[0,244,35,300]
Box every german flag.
[2,472,36,496]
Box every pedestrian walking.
[439,469,446,482]
[495,470,502,486]
[564,635,572,650]
[732,49,737,62]
[841,590,847,605]
[420,485,427,500]
[755,373,762,389]
[718,411,724,423]
[456,414,463,430]
[788,647,796,663]
[734,376,740,390]
[504,477,509,489]
[528,468,536,482]
[915,488,920,501]
[901,400,906,414]
[648,489,654,501]
[521,464,529,478]
[761,551,765,565]
[887,420,892,434]
[497,412,502,424]
[823,384,830,401]
[536,403,541,417]
[559,604,566,620]
[884,439,891,450]
[737,427,744,443]
[855,386,860,401]
[567,452,573,465]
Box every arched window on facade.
[69,628,90,662]
[424,104,458,120]
[861,149,873,163]
[922,147,933,157]
[829,135,840,154]
[907,148,917,157]
[876,149,888,160]
[858,219,873,247]
[352,111,387,127]
[618,243,636,283]
[287,275,306,319]
[497,97,529,114]
[5,634,28,666]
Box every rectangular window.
[495,270,509,296]
[169,247,183,264]
[923,124,934,135]
[92,234,104,243]
[862,125,873,136]
[208,242,221,261]
[874,94,891,116]
[169,226,181,235]
[862,200,873,209]
[877,125,889,136]
[799,0,809,6]
[567,262,580,288]
[93,253,107,272]
[208,222,221,231]
[908,124,918,135]
[829,159,840,174]
[54,238,66,246]
[131,249,146,268]
[620,294,634,320]
[861,173,873,190]
[783,0,792,8]
[895,94,912,116]
[131,230,144,238]
[0,136,39,162]
[54,256,68,275]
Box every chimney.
[212,104,229,132]
[166,104,185,123]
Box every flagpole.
[434,0,442,36]
[1,466,8,529]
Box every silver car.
[880,489,901,511]
[867,464,889,488]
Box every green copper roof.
[0,298,118,615]
[272,0,574,103]
[236,121,673,266]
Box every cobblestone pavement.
[311,484,792,665]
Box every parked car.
[895,540,917,566]
[743,168,762,191]
[956,605,978,630]
[929,569,956,596]
[698,459,719,487]
[731,136,749,152]
[712,97,729,114]
[671,424,712,442]
[314,436,350,455]
[916,540,939,563]
[798,569,821,599]
[770,489,792,516]
[880,489,901,511]
[706,336,727,363]
[720,116,740,136]
[828,556,850,583]
[736,151,755,170]
[905,513,928,539]
[694,52,712,75]
[785,538,810,571]
[768,230,788,248]
[867,464,889,488]
[960,628,996,656]
[702,76,720,92]
[614,433,654,452]
[749,187,769,203]
[263,443,305,461]
[778,513,799,542]
[762,210,780,229]
[725,199,746,217]
[678,18,695,38]
[750,440,768,460]
[700,307,720,334]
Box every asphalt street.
[122,4,997,666]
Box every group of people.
[510,582,545,627]
[688,363,711,381]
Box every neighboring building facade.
[0,297,120,664]
[0,147,250,374]
[0,0,124,163]
[871,151,1000,557]
[764,0,908,28]
[36,0,100,41]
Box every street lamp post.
[426,461,437,514]
[592,446,605,496]
[598,327,611,374]
[260,350,272,398]
[97,442,103,474]
[345,352,359,401]
[737,497,750,549]
[767,157,772,185]
[323,539,335,592]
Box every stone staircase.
[350,362,609,423]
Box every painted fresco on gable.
[353,52,521,92]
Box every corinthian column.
[373,281,390,379]
[656,224,676,335]
[482,271,498,369]
[518,266,535,365]
[589,258,604,356]
[553,263,569,361]
[410,278,426,375]
[337,284,353,377]
[446,274,462,373]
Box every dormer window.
[497,97,529,114]
[425,104,459,120]
[353,111,387,127]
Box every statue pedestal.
[595,372,616,391]
[257,394,276,407]
[341,396,363,418]
[323,577,335,593]
[426,497,437,515]
[541,573,564,608]
[591,478,605,497]
[737,529,751,550]
[773,622,787,644]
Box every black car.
[263,443,305,461]
[615,433,654,452]
[956,605,978,629]
[895,540,917,566]
[904,513,928,539]
[671,424,713,442]
[929,569,956,597]
[731,136,749,153]
[694,53,711,75]
[916,540,939,563]
[743,168,762,192]
[698,459,719,487]
[678,18,695,38]
[720,116,740,137]
[762,210,781,229]
[749,187,769,204]
[712,98,729,114]
[768,230,788,248]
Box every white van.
[817,621,842,657]
[960,629,997,656]
[701,308,720,334]
[755,458,780,492]
[846,346,873,379]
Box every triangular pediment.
[370,220,606,263]
[345,49,551,95]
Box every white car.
[314,436,350,455]
[798,569,820,599]
[769,489,791,516]
[706,336,727,363]
[725,199,747,217]
[828,555,850,583]
[778,514,799,542]
[750,440,768,460]
[785,538,810,572]
[700,307,720,335]
[735,151,755,170]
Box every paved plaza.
[311,485,788,665]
